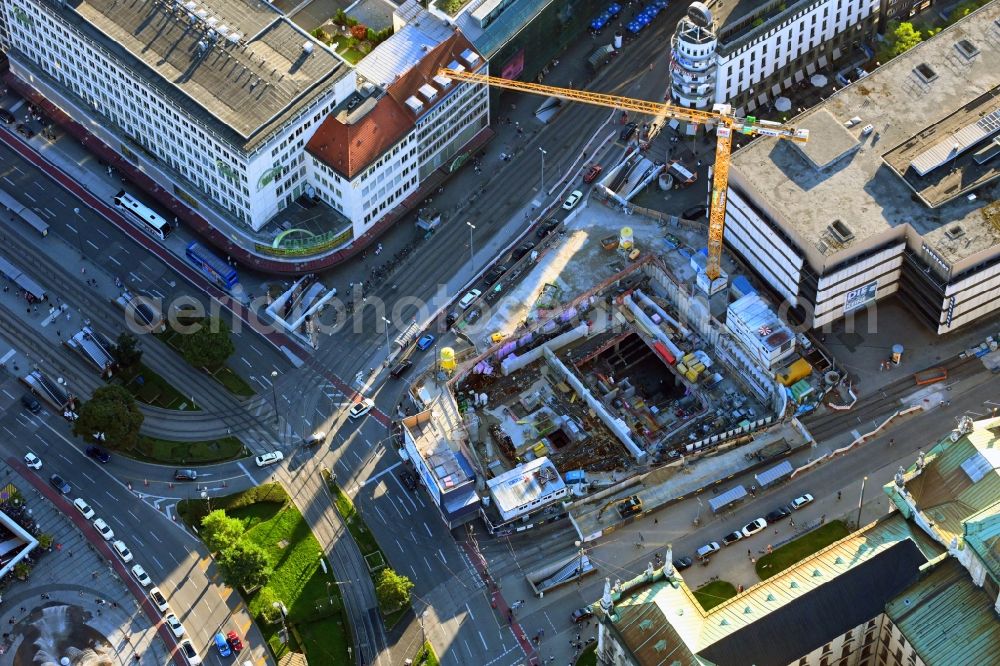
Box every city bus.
[113,190,172,240]
[0,187,48,236]
[185,241,238,290]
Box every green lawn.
[178,484,351,662]
[325,470,407,624]
[692,580,738,612]
[576,643,597,666]
[325,35,365,64]
[437,0,473,15]
[133,435,245,464]
[413,641,440,666]
[756,520,850,580]
[122,363,196,410]
[157,326,255,398]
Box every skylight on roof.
[960,451,997,483]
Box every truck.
[753,439,791,462]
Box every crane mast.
[439,68,807,282]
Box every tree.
[351,24,368,40]
[200,509,245,553]
[374,568,413,611]
[219,539,272,590]
[73,385,143,450]
[889,22,922,57]
[176,317,235,368]
[112,332,143,374]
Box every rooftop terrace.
[729,2,1000,274]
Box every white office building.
[670,0,878,113]
[724,3,1000,333]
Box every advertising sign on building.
[844,280,878,313]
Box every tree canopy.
[889,22,923,57]
[176,317,235,368]
[112,332,143,374]
[200,509,245,553]
[374,568,413,611]
[219,539,273,590]
[73,385,143,450]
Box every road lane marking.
[424,522,432,537]
[241,356,251,367]
[149,531,162,543]
[151,554,164,570]
[423,555,433,573]
[479,631,488,651]
[361,461,401,486]
[81,471,95,484]
[86,240,99,250]
[466,603,474,621]
[22,192,35,202]
[250,345,263,357]
[65,223,77,233]
[237,462,258,485]
[2,176,15,187]
[371,500,386,524]
[113,516,126,528]
[42,207,55,219]
[108,256,121,266]
[438,549,447,565]
[1,390,14,401]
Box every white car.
[348,398,375,420]
[73,497,95,520]
[93,518,114,541]
[562,190,583,210]
[696,542,721,559]
[23,452,42,469]
[791,493,815,510]
[165,613,185,638]
[741,518,768,538]
[179,639,202,665]
[254,451,284,468]
[459,289,482,310]
[131,564,151,587]
[112,540,133,563]
[148,586,169,612]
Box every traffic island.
[323,469,412,628]
[755,520,850,580]
[132,434,245,464]
[156,319,255,398]
[692,580,738,612]
[178,483,351,662]
[412,640,440,666]
[120,362,197,410]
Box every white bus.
[113,190,172,240]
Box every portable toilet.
[440,347,456,372]
[619,227,634,251]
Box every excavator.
[438,68,809,284]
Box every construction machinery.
[439,68,809,284]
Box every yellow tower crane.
[439,68,809,283]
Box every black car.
[511,241,536,262]
[570,607,594,623]
[672,556,694,571]
[683,204,708,220]
[389,359,413,379]
[21,394,41,414]
[444,311,458,327]
[765,506,792,523]
[536,219,560,238]
[619,122,638,141]
[399,470,419,491]
[85,446,111,464]
[50,473,71,494]
[722,530,743,546]
[483,265,508,286]
[15,123,34,139]
[174,469,198,481]
[0,108,14,124]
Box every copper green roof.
[964,511,1000,579]
[886,556,1000,665]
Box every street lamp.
[382,317,392,365]
[200,489,212,513]
[466,221,476,270]
[72,207,86,258]
[270,370,279,424]
[272,601,288,644]
[857,476,868,529]
[539,147,547,194]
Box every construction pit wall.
[447,256,788,526]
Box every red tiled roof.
[387,32,482,117]
[306,94,412,180]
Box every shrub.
[351,24,368,40]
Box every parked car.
[165,613,185,638]
[536,219,560,238]
[583,164,603,183]
[15,123,34,139]
[444,312,458,327]
[304,430,327,446]
[49,474,71,494]
[73,497,95,519]
[619,122,638,141]
[616,495,643,518]
[483,265,508,286]
[21,394,41,414]
[131,564,152,587]
[562,190,583,210]
[348,398,375,420]
[459,289,482,310]
[672,556,694,571]
[174,469,198,481]
[213,633,232,657]
[488,332,506,345]
[399,470,418,491]
[722,530,743,546]
[226,630,244,652]
[85,446,111,463]
[0,109,15,124]
[389,360,413,379]
[149,586,169,612]
[416,334,435,351]
[791,493,815,510]
[112,540,133,563]
[765,506,792,523]
[741,518,768,538]
[93,517,114,541]
[254,451,284,467]
[23,452,42,469]
[571,607,594,623]
[179,639,202,665]
[511,241,536,261]
[696,542,721,560]
[465,308,482,325]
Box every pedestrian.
[889,438,894,447]
[654,518,658,524]
[837,490,842,500]
[747,548,752,558]
[790,517,796,527]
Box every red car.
[226,630,243,652]
[583,164,603,183]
